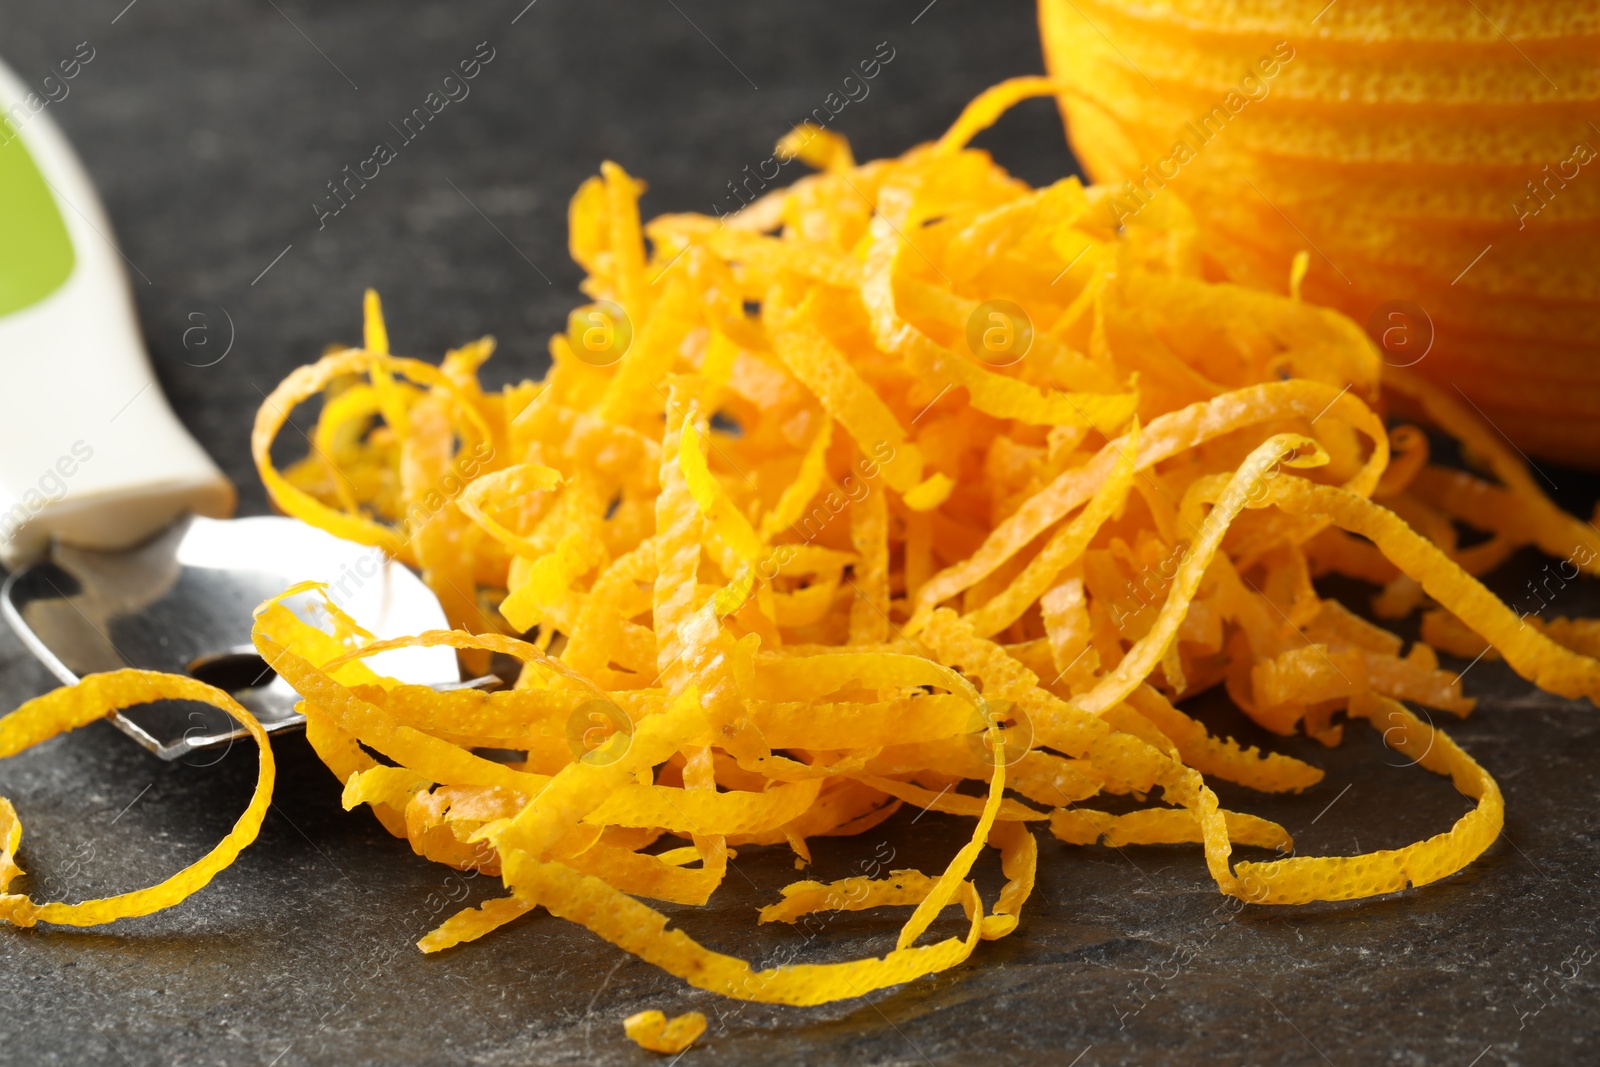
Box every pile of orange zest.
[241,79,1600,1016]
[0,671,274,927]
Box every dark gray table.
[1,2,1597,1064]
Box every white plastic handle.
[0,55,233,568]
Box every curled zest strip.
[0,671,274,928]
[932,76,1076,155]
[1234,695,1503,905]
[1383,367,1600,574]
[250,345,493,564]
[1263,478,1600,703]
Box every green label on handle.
[0,114,75,317]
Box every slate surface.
[1,2,1597,1065]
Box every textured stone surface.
[1,2,1598,1064]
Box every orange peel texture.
[0,671,274,928]
[1039,0,1600,466]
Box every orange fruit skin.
[1039,0,1600,467]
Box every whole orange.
[1040,0,1600,466]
